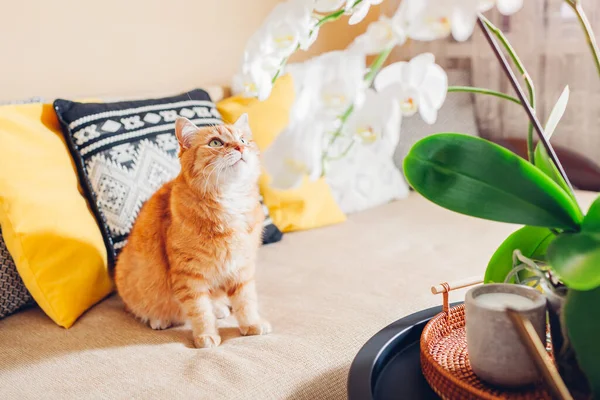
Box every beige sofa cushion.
[1,192,596,399]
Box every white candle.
[475,292,535,311]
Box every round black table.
[347,304,461,400]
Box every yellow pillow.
[0,103,113,328]
[217,76,346,232]
[258,176,346,232]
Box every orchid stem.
[365,47,393,85]
[565,0,600,78]
[448,86,522,105]
[315,10,345,27]
[321,105,355,174]
[272,61,286,83]
[480,15,536,163]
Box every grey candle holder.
[465,283,547,387]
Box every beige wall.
[0,0,379,102]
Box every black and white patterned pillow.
[54,90,282,268]
[0,230,33,319]
[0,97,42,318]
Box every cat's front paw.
[193,334,221,349]
[149,318,172,330]
[240,320,272,336]
[213,302,231,319]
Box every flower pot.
[542,283,591,399]
[543,282,566,356]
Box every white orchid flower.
[479,0,523,15]
[236,0,317,100]
[233,50,280,100]
[313,0,346,12]
[497,0,523,14]
[325,91,406,213]
[342,88,400,145]
[288,50,366,119]
[232,63,272,101]
[263,121,326,190]
[350,15,407,55]
[232,72,271,101]
[401,0,523,43]
[311,51,367,118]
[399,0,474,42]
[399,0,452,41]
[286,60,327,121]
[449,0,523,40]
[374,53,448,124]
[345,0,384,25]
[299,18,321,50]
[259,0,316,58]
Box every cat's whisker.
[199,160,220,195]
[201,159,220,176]
[204,165,223,196]
[200,166,216,183]
[203,159,228,195]
[203,163,220,195]
[212,164,226,194]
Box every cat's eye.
[240,137,248,144]
[208,138,223,147]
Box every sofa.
[2,189,595,399]
[2,66,598,398]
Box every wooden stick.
[431,277,483,294]
[476,15,575,193]
[506,309,574,400]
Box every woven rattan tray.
[420,289,552,399]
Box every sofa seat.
[1,192,595,399]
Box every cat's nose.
[232,144,243,152]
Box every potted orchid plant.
[236,0,599,397]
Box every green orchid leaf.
[582,195,600,233]
[544,85,570,140]
[564,286,600,397]
[533,86,575,199]
[485,226,554,284]
[534,145,574,199]
[547,232,600,290]
[403,133,583,230]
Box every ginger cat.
[115,114,271,348]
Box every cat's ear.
[233,113,250,131]
[175,117,199,150]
